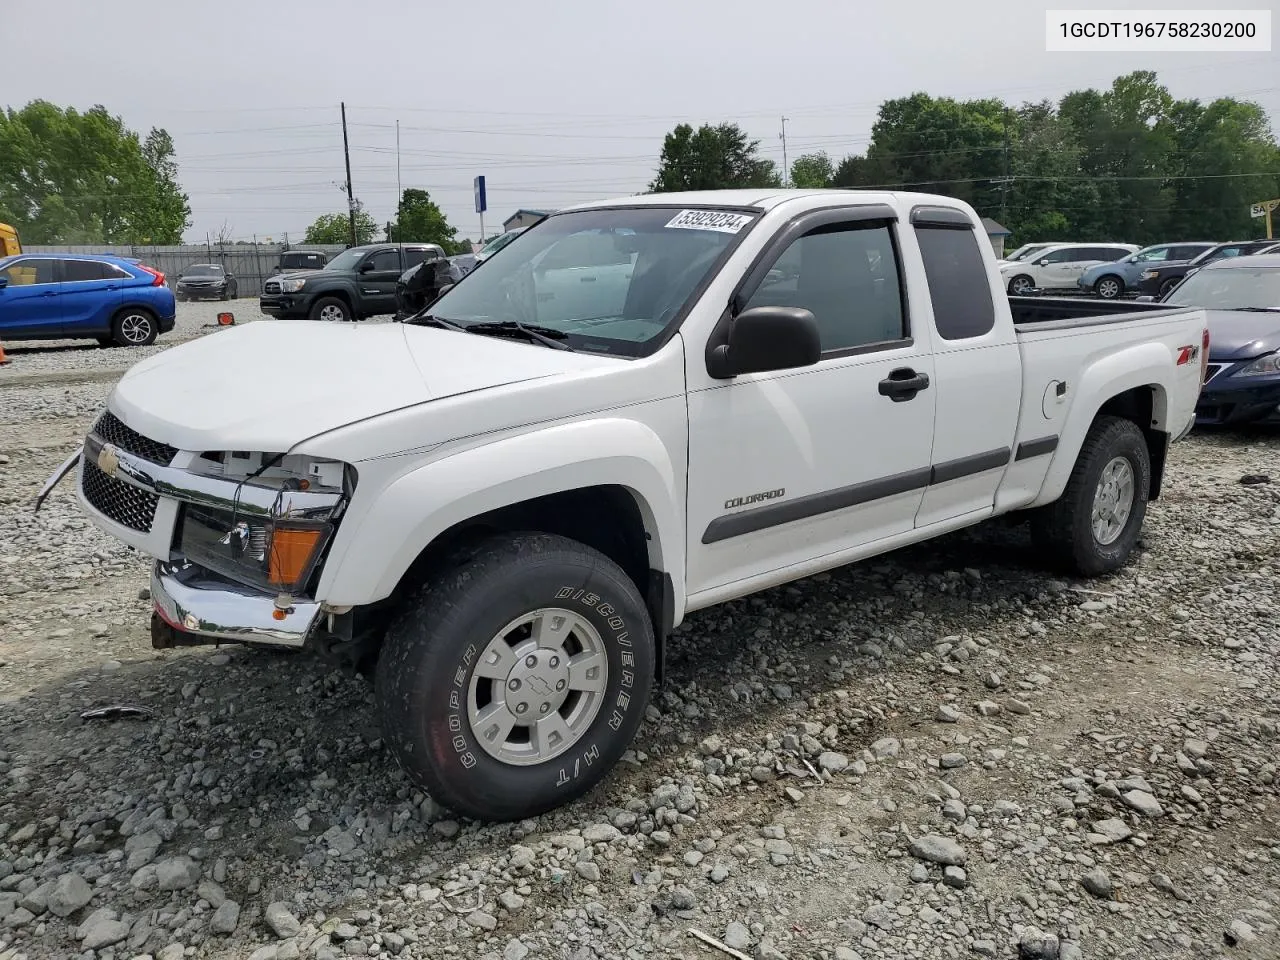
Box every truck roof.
[557,188,972,214]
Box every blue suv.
[0,253,177,347]
[1077,242,1215,299]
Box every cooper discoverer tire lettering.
[375,533,655,822]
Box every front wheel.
[1008,275,1035,296]
[1030,415,1150,576]
[309,297,350,322]
[376,533,655,822]
[1158,278,1180,298]
[1093,275,1123,299]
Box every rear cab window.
[912,211,995,341]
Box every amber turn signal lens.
[268,527,324,588]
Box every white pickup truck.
[42,189,1210,822]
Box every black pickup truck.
[259,243,446,322]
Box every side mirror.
[707,306,820,379]
[1036,259,1050,266]
[359,261,376,273]
[272,264,281,271]
[0,276,8,289]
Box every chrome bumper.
[152,561,321,647]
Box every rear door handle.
[579,276,597,283]
[878,367,930,402]
[41,291,57,297]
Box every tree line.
[648,71,1280,246]
[0,101,190,244]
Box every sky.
[5,0,1278,245]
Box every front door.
[685,215,937,598]
[1038,247,1092,289]
[0,257,62,337]
[358,249,404,315]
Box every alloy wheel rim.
[1091,456,1135,545]
[467,607,609,766]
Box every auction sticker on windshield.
[665,210,753,233]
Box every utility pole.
[395,119,403,251]
[993,107,1014,224]
[779,116,790,187]
[341,102,356,247]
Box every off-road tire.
[1030,415,1150,576]
[376,533,655,822]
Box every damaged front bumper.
[37,434,335,650]
[151,560,321,648]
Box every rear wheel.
[1008,275,1035,296]
[376,533,654,822]
[111,309,157,347]
[309,296,350,322]
[1031,415,1150,576]
[1093,275,1123,299]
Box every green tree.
[386,188,467,252]
[648,123,781,193]
[1165,97,1280,241]
[0,100,190,243]
[790,152,835,188]
[304,204,378,245]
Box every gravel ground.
[2,313,1280,960]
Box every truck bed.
[1009,295,1173,330]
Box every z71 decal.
[724,488,785,510]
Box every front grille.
[82,460,158,532]
[94,412,177,465]
[264,281,281,294]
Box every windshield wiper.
[465,320,572,350]
[404,313,466,331]
[1230,306,1280,313]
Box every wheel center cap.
[503,648,571,718]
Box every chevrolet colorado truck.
[41,189,1210,822]
[259,243,446,322]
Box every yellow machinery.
[0,223,19,257]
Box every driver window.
[741,223,905,354]
[366,250,400,272]
[1138,247,1170,262]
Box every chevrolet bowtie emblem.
[96,443,120,477]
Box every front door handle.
[878,367,930,402]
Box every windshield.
[324,248,366,272]
[1164,266,1280,311]
[1005,243,1051,262]
[186,264,222,276]
[423,207,756,357]
[480,230,523,255]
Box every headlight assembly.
[178,452,353,595]
[1237,353,1280,377]
[279,277,308,293]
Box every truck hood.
[108,320,622,453]
[1199,308,1280,361]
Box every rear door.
[909,207,1021,527]
[58,259,126,334]
[0,257,62,336]
[357,249,404,314]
